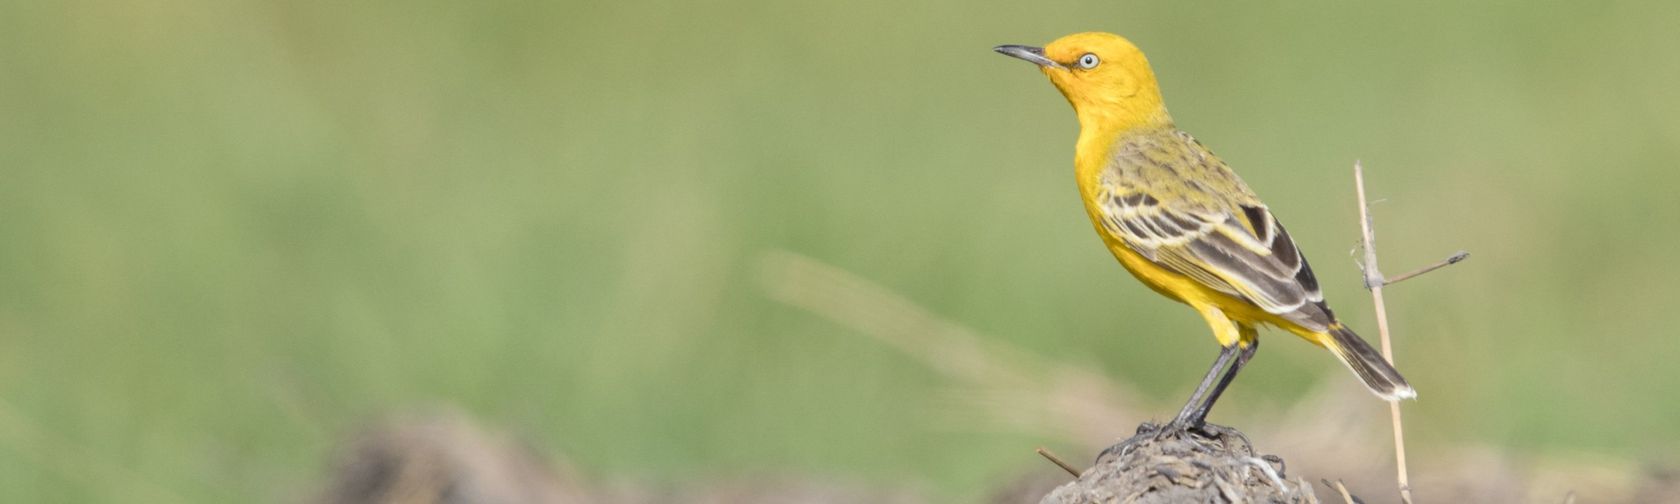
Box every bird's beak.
[993,45,1066,70]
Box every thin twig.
[1036,447,1082,477]
[1383,251,1470,286]
[1322,479,1359,504]
[1354,162,1414,504]
[1335,480,1359,504]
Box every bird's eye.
[1077,53,1100,69]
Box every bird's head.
[996,32,1171,133]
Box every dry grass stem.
[1036,447,1082,478]
[1354,161,1469,503]
[1354,161,1414,504]
[1324,479,1359,504]
[1382,251,1470,286]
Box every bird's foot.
[1093,420,1254,465]
[1154,418,1248,446]
[1155,418,1205,439]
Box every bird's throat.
[1074,102,1171,140]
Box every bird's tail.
[1323,323,1416,401]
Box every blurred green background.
[4,0,1680,502]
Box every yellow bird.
[996,32,1413,430]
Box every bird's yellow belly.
[1098,234,1301,336]
[1104,238,1194,304]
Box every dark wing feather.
[1098,183,1333,331]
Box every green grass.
[3,1,1680,501]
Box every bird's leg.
[1166,345,1237,431]
[1184,338,1259,428]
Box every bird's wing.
[1095,149,1333,330]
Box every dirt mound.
[1040,422,1319,504]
